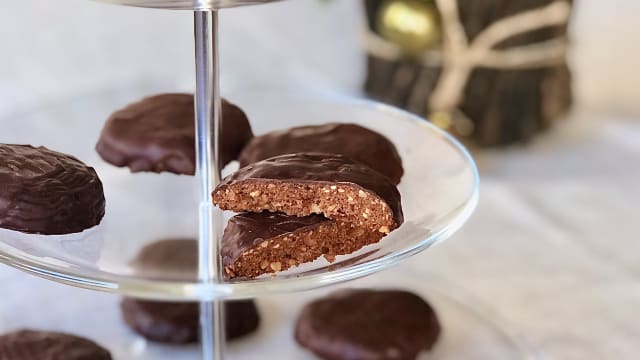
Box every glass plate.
[0,90,479,300]
[0,268,536,359]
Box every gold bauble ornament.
[376,0,442,56]
[431,110,475,137]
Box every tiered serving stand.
[0,1,488,359]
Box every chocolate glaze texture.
[216,153,403,226]
[120,299,260,344]
[221,212,330,267]
[295,289,441,360]
[96,93,253,175]
[0,144,105,235]
[0,330,112,360]
[239,123,404,184]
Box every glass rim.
[0,94,479,301]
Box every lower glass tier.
[0,90,478,300]
[0,268,536,359]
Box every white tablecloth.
[1,1,639,359]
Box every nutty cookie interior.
[222,212,384,279]
[213,153,403,234]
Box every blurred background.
[1,0,640,359]
[1,0,639,115]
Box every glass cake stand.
[0,92,478,299]
[0,267,538,359]
[0,1,479,359]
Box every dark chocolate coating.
[295,289,441,360]
[0,144,105,235]
[216,153,403,226]
[221,212,330,268]
[0,330,112,360]
[96,93,253,175]
[239,123,404,184]
[123,239,260,343]
[120,299,260,344]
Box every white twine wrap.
[364,0,572,113]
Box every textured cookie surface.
[0,330,112,360]
[222,212,384,279]
[213,153,403,234]
[120,299,260,344]
[0,144,105,235]
[96,93,253,175]
[238,123,403,184]
[295,289,441,360]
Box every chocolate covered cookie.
[0,144,105,235]
[295,289,441,360]
[239,123,404,184]
[120,299,260,344]
[122,239,260,343]
[212,153,403,234]
[96,93,253,175]
[222,212,384,279]
[0,330,112,360]
[130,238,198,281]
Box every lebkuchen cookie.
[213,153,403,234]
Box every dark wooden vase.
[363,0,573,147]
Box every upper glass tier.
[93,0,281,10]
[0,90,478,301]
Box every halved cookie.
[213,153,403,234]
[221,212,384,279]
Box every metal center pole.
[194,10,226,360]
